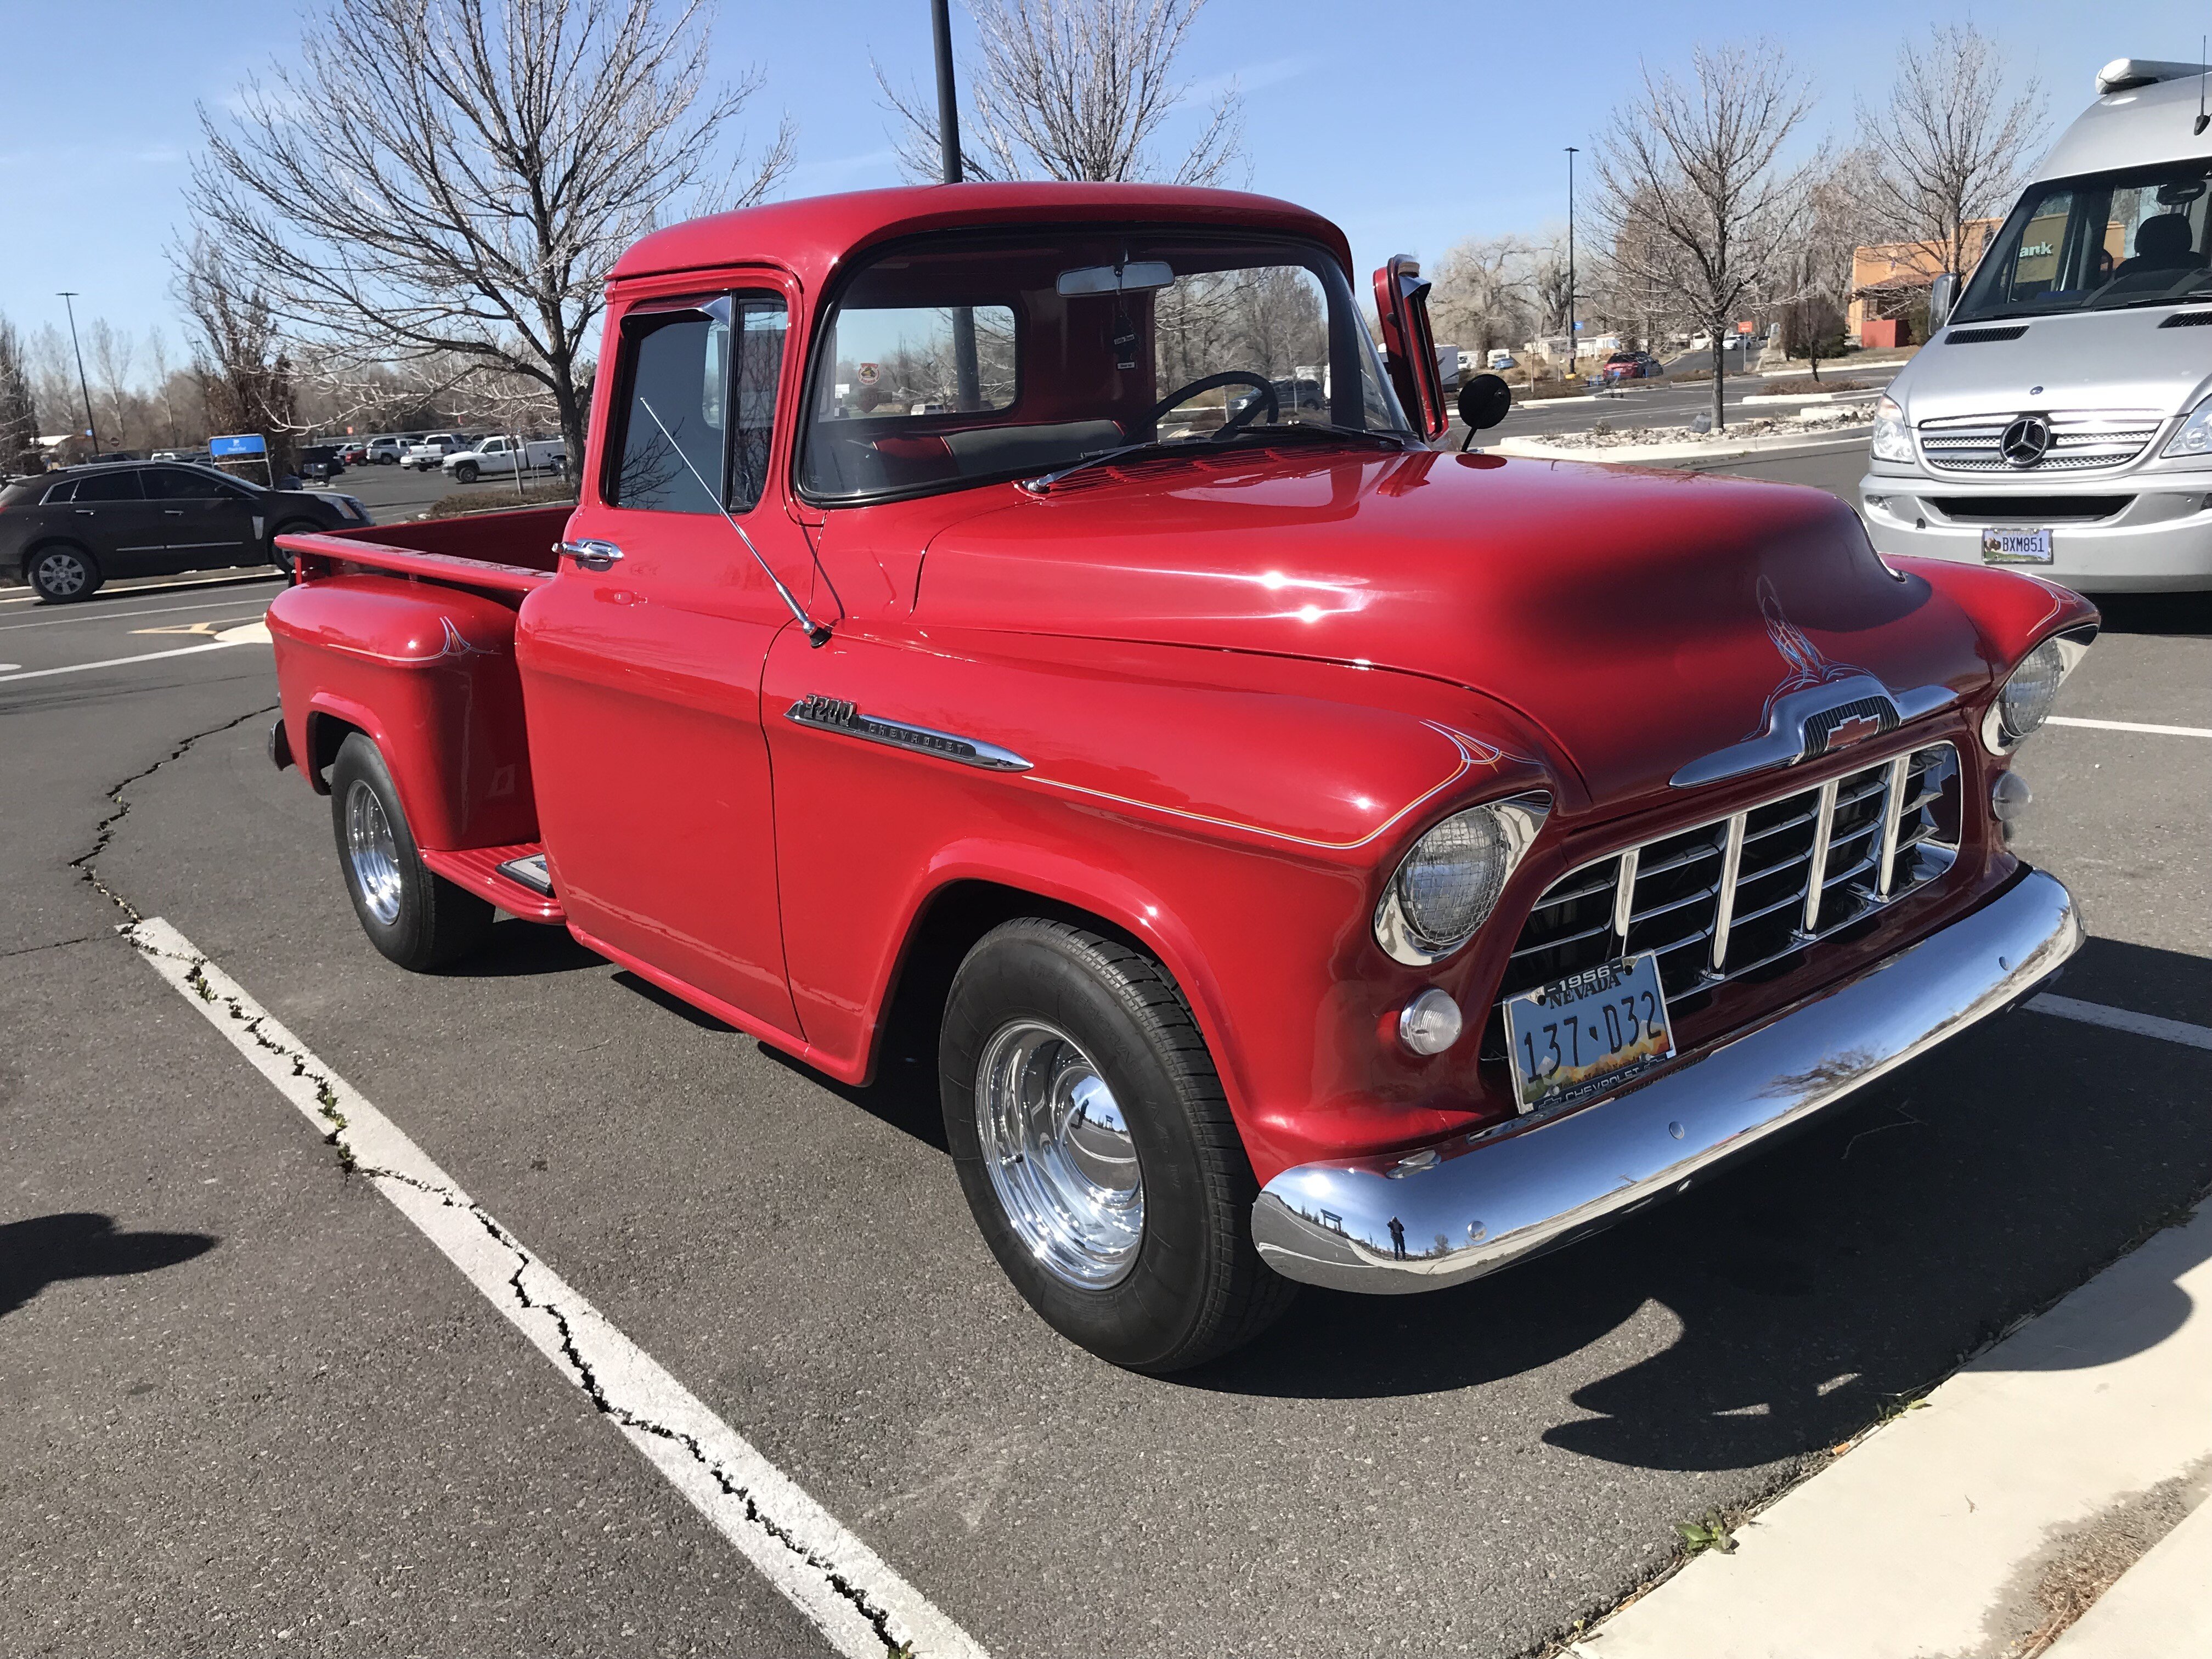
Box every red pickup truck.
[266,182,2094,1372]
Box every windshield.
[800,229,1408,500]
[1953,159,2212,323]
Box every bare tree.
[175,234,302,481]
[0,318,40,470]
[1857,22,2045,290]
[88,321,137,454]
[1430,236,1534,358]
[184,0,792,468]
[1780,146,1886,377]
[1595,43,1822,430]
[878,0,1241,184]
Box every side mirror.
[1456,374,1511,448]
[1929,272,1959,331]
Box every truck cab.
[265,182,2092,1372]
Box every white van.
[1861,57,2212,592]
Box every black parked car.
[298,443,348,481]
[0,461,371,602]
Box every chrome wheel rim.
[974,1020,1143,1289]
[35,551,86,596]
[344,780,404,926]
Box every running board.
[419,842,565,923]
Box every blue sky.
[5,0,2206,370]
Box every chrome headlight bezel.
[1373,792,1550,966]
[1870,394,1914,464]
[1980,627,2095,754]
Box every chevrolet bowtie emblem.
[1824,713,1883,752]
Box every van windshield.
[799,229,1408,500]
[1953,159,2212,323]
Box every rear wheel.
[329,733,494,970]
[27,543,101,603]
[940,918,1296,1373]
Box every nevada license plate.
[1981,527,2053,565]
[1502,952,1677,1115]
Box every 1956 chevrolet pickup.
[265,182,2095,1372]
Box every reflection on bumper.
[1252,868,2081,1294]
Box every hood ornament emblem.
[1670,580,1954,788]
[2000,415,2052,467]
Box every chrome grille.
[1502,744,1961,1003]
[1917,411,2161,473]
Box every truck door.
[518,284,806,1036]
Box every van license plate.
[1502,953,1676,1115]
[1981,527,2053,565]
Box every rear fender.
[267,575,538,849]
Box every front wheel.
[329,733,494,970]
[28,543,102,603]
[940,919,1296,1372]
[269,518,319,575]
[452,461,478,484]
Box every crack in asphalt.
[101,772,920,1659]
[70,702,279,924]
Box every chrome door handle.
[162,509,184,516]
[74,509,94,516]
[556,537,623,572]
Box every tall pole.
[1564,149,1578,384]
[58,292,99,455]
[933,0,982,411]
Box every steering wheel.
[1151,371,1277,438]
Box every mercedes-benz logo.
[2000,415,2051,468]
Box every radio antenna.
[2197,37,2208,135]
[637,397,831,647]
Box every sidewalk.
[1572,1199,2212,1658]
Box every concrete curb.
[1492,424,1872,465]
[1572,1202,2212,1658]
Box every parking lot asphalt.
[3,444,2206,1658]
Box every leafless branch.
[183,0,793,464]
[874,0,1242,185]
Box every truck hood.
[912,445,1996,806]
[1894,307,2212,426]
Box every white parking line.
[125,917,987,1659]
[2049,715,2212,740]
[2028,994,2212,1052]
[0,597,275,631]
[0,640,257,682]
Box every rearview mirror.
[1056,261,1176,297]
[1457,374,1511,443]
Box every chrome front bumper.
[1252,868,2081,1294]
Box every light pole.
[57,291,99,455]
[1564,148,1578,383]
[933,0,982,411]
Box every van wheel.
[452,461,479,484]
[28,544,101,603]
[939,918,1297,1373]
[329,733,494,970]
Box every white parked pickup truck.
[402,433,469,471]
[441,435,567,484]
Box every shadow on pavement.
[2086,590,2212,638]
[1,1212,218,1319]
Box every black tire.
[453,461,479,484]
[269,518,319,575]
[329,733,495,970]
[940,918,1296,1373]
[27,543,102,603]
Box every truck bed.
[267,504,575,922]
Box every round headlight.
[1373,794,1550,966]
[1994,637,2064,748]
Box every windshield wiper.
[1022,422,1413,494]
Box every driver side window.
[608,292,787,515]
